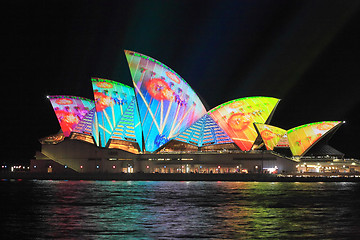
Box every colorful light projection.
[276,132,289,148]
[174,114,233,147]
[72,107,96,136]
[48,96,95,137]
[209,97,280,151]
[71,107,97,144]
[109,97,143,151]
[125,50,207,152]
[91,109,100,146]
[91,78,135,147]
[287,121,342,156]
[254,123,287,150]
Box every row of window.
[33,165,133,170]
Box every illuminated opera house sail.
[35,50,349,174]
[125,50,207,152]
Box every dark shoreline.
[1,172,360,182]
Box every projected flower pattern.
[287,121,342,156]
[48,96,95,137]
[254,123,287,150]
[125,50,207,152]
[209,97,280,151]
[46,51,344,157]
[91,78,135,147]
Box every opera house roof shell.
[45,51,344,158]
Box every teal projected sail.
[92,78,135,147]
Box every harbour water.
[1,180,360,239]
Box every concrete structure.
[31,138,297,174]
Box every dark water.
[1,180,360,239]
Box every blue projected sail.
[110,97,143,151]
[174,114,233,147]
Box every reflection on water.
[1,180,360,239]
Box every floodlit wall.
[254,123,287,150]
[41,138,136,172]
[91,78,135,147]
[125,50,207,152]
[48,95,95,137]
[38,139,297,173]
[209,97,280,151]
[287,121,342,156]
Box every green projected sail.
[91,78,135,147]
[254,123,287,150]
[125,50,207,152]
[209,97,280,151]
[287,121,342,156]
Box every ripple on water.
[1,181,360,239]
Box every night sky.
[3,0,360,164]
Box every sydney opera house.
[31,50,358,175]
